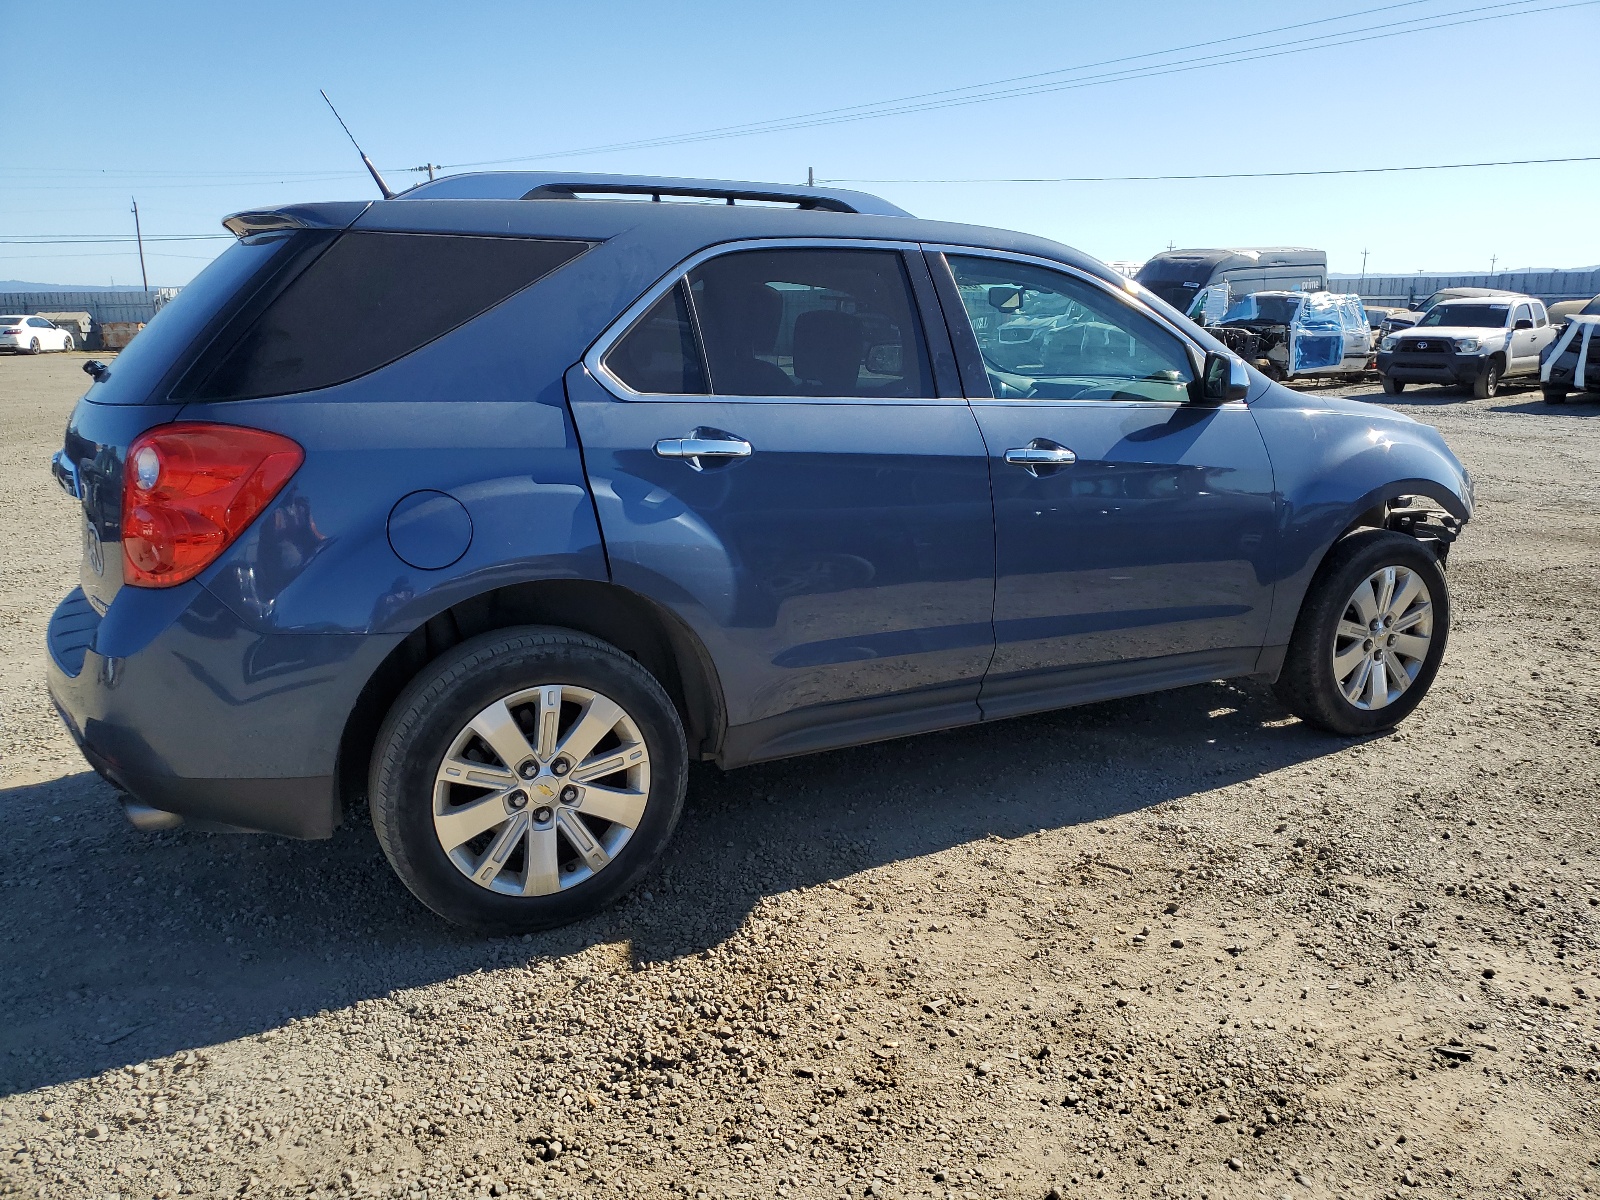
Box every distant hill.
[0,280,173,293]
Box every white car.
[0,315,75,354]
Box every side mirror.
[1192,350,1250,404]
[82,359,109,381]
[864,343,903,376]
[1513,318,1533,330]
[987,285,1023,313]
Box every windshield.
[1418,304,1508,329]
[1222,294,1299,325]
[1134,258,1221,309]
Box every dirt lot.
[1,352,1597,1200]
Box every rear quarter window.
[177,233,591,401]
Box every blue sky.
[3,0,1596,287]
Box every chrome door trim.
[920,243,1248,409]
[582,237,971,407]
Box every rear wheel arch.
[335,580,724,816]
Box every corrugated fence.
[1328,269,1600,309]
[0,289,179,345]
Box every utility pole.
[1489,254,1498,276]
[130,197,149,295]
[1360,248,1369,282]
[1166,239,1175,251]
[410,163,441,181]
[807,166,814,187]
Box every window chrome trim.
[583,236,967,406]
[922,242,1246,408]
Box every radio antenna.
[319,89,395,200]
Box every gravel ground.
[1,352,1597,1200]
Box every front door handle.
[653,429,752,472]
[1004,439,1077,477]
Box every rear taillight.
[121,423,303,588]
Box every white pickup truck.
[1376,295,1559,398]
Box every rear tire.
[27,338,40,355]
[1273,529,1449,736]
[369,626,688,934]
[1472,360,1502,399]
[1542,386,1568,404]
[1380,375,1405,395]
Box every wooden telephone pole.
[130,197,149,294]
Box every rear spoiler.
[222,201,371,239]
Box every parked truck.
[1134,247,1326,310]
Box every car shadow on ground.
[1490,396,1600,415]
[0,678,1349,1095]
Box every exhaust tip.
[123,801,183,832]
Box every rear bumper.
[46,585,401,838]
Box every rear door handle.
[653,430,752,472]
[1004,440,1076,477]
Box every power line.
[437,0,1588,167]
[822,155,1600,185]
[439,0,1445,168]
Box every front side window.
[686,248,934,398]
[946,255,1195,402]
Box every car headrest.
[792,309,864,394]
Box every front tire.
[1472,359,1502,399]
[1273,530,1449,736]
[1380,375,1405,395]
[1542,385,1568,404]
[60,334,73,352]
[369,627,688,934]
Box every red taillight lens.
[121,423,303,588]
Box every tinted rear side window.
[605,282,708,395]
[689,248,935,398]
[180,233,590,401]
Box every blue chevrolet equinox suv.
[47,172,1473,932]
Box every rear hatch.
[57,203,366,612]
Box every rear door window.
[687,248,935,398]
[178,233,591,401]
[604,282,708,395]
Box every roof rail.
[394,171,913,217]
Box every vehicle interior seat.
[695,282,794,395]
[792,308,865,395]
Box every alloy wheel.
[1332,565,1434,711]
[432,684,651,896]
